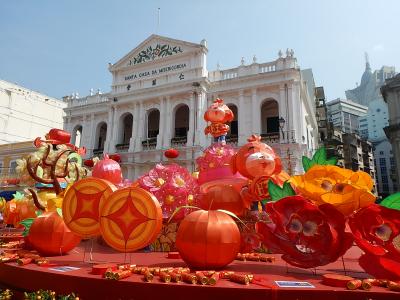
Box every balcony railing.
[115,143,129,152]
[92,148,104,156]
[225,135,238,146]
[142,138,157,150]
[171,136,187,148]
[260,132,280,144]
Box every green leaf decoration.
[13,191,25,201]
[35,210,42,217]
[302,147,337,172]
[268,180,296,202]
[20,218,35,237]
[56,208,63,217]
[380,192,400,210]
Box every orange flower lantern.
[25,211,81,256]
[176,209,241,269]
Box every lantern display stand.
[0,241,397,300]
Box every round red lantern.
[84,159,94,167]
[27,212,81,256]
[176,209,241,269]
[199,184,244,216]
[92,154,122,184]
[164,148,179,159]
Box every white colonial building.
[63,35,318,180]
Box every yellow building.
[0,141,35,183]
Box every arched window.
[95,122,107,151]
[71,125,82,147]
[117,113,133,152]
[173,104,189,144]
[147,109,160,138]
[261,99,279,136]
[227,104,238,137]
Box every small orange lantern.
[199,184,244,216]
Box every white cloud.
[372,44,385,52]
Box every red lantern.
[27,212,81,256]
[109,154,121,163]
[199,184,244,216]
[84,159,94,167]
[176,210,241,269]
[47,129,71,144]
[92,154,122,184]
[164,148,179,159]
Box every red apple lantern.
[164,148,179,159]
[176,209,241,269]
[25,211,81,256]
[92,154,122,184]
[199,184,244,216]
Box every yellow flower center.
[174,176,185,187]
[155,178,165,187]
[187,194,194,204]
[165,195,175,205]
[209,162,215,168]
[216,148,224,156]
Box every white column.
[109,106,119,153]
[163,96,172,148]
[251,88,260,135]
[134,101,145,151]
[131,102,140,152]
[279,85,287,142]
[105,106,114,153]
[87,113,95,156]
[157,97,165,150]
[128,105,135,152]
[195,89,207,146]
[187,92,195,146]
[238,90,246,145]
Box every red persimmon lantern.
[199,184,244,216]
[92,154,122,184]
[25,212,81,256]
[176,210,241,269]
[164,148,179,159]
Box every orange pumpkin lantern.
[26,212,81,256]
[199,184,244,216]
[176,209,241,269]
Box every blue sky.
[1,0,399,100]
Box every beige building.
[382,73,400,191]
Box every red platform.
[0,241,398,300]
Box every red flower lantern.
[176,209,241,269]
[164,148,179,159]
[199,184,244,216]
[92,154,122,184]
[349,204,400,280]
[256,195,353,268]
[25,212,81,256]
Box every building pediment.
[110,34,206,71]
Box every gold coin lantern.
[99,187,162,252]
[62,178,116,238]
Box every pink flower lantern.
[138,164,199,220]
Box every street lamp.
[279,117,285,141]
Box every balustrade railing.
[171,136,187,148]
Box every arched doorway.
[226,104,239,142]
[173,104,189,145]
[147,109,160,138]
[95,122,107,154]
[261,99,279,142]
[117,113,133,151]
[71,125,82,147]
